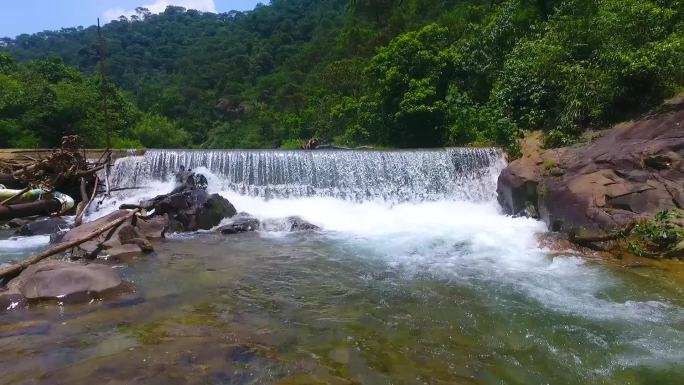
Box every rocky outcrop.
[498,97,684,233]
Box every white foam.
[220,191,684,325]
[0,235,51,251]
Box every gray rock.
[262,216,320,232]
[152,190,236,231]
[9,261,122,300]
[6,218,31,229]
[219,213,261,234]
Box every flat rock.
[59,210,131,245]
[103,244,146,260]
[8,260,122,300]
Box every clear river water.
[0,148,683,385]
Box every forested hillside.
[2,0,683,151]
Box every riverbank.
[498,96,684,259]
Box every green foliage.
[364,23,458,147]
[130,114,190,148]
[1,0,682,150]
[111,136,144,149]
[279,138,304,149]
[0,55,189,148]
[628,209,684,257]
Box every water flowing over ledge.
[109,148,505,203]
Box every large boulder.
[149,189,237,231]
[4,260,122,301]
[498,97,684,233]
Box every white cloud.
[103,0,217,22]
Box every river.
[1,148,683,384]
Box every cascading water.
[108,148,505,202]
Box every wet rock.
[59,210,154,259]
[0,289,26,311]
[103,244,146,260]
[644,152,678,170]
[664,240,684,259]
[194,192,237,230]
[135,216,167,239]
[6,218,31,229]
[5,261,122,301]
[151,190,237,232]
[262,216,320,232]
[219,212,260,234]
[59,210,131,245]
[16,217,71,236]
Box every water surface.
[1,148,683,384]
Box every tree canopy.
[1,0,682,151]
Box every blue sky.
[0,0,263,38]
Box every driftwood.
[0,209,140,281]
[108,186,145,193]
[105,153,112,196]
[74,176,99,227]
[0,199,62,221]
[0,136,113,220]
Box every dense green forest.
[1,0,683,151]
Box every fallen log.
[74,164,107,177]
[0,199,62,221]
[0,209,140,281]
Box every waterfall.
[109,148,505,202]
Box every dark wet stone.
[16,217,71,236]
[6,218,31,229]
[262,216,320,232]
[219,212,260,234]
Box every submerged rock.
[262,216,320,232]
[218,212,260,234]
[6,218,31,229]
